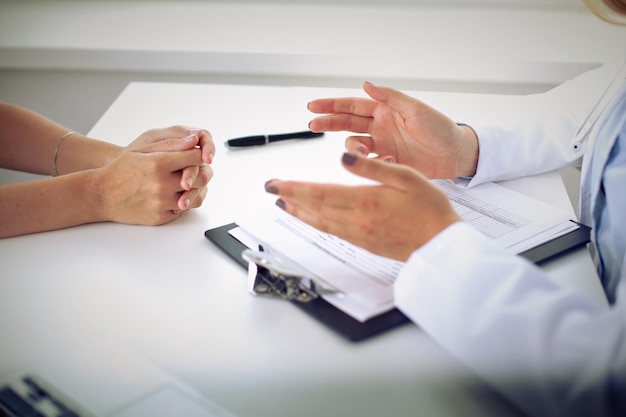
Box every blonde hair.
[584,0,626,24]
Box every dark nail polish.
[275,199,286,210]
[342,152,358,166]
[265,180,279,195]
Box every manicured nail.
[183,134,196,142]
[342,152,358,166]
[275,199,286,210]
[186,178,194,189]
[189,128,201,135]
[265,180,279,195]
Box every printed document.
[231,179,576,322]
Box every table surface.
[0,82,605,417]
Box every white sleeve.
[467,63,620,186]
[394,222,626,417]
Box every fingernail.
[265,180,279,195]
[342,152,358,166]
[186,178,194,189]
[384,156,394,163]
[356,146,366,155]
[183,134,196,142]
[189,128,201,135]
[364,80,374,86]
[275,199,286,210]
[183,198,191,209]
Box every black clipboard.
[518,220,591,264]
[204,223,410,342]
[205,220,591,342]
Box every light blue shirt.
[580,83,626,303]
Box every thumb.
[340,152,423,191]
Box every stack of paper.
[231,179,577,322]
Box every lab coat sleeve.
[466,63,620,186]
[394,222,626,417]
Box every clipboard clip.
[242,246,339,303]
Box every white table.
[0,82,604,417]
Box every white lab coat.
[394,62,626,417]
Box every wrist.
[455,123,479,177]
[56,133,123,175]
[82,167,109,223]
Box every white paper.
[232,180,576,322]
[434,179,576,253]
[232,214,401,322]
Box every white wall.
[0,0,623,134]
[4,0,621,204]
[76,0,583,9]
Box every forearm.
[395,223,623,417]
[0,171,104,238]
[0,102,121,175]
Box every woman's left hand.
[265,152,461,261]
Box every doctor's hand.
[308,81,479,179]
[264,152,461,261]
[96,129,213,226]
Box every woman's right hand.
[265,152,461,261]
[308,81,479,179]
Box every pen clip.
[571,62,626,152]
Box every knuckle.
[194,166,213,186]
[169,124,187,134]
[144,155,163,173]
[144,127,159,137]
[202,166,214,182]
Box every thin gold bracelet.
[52,131,77,176]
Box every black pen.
[224,130,324,147]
